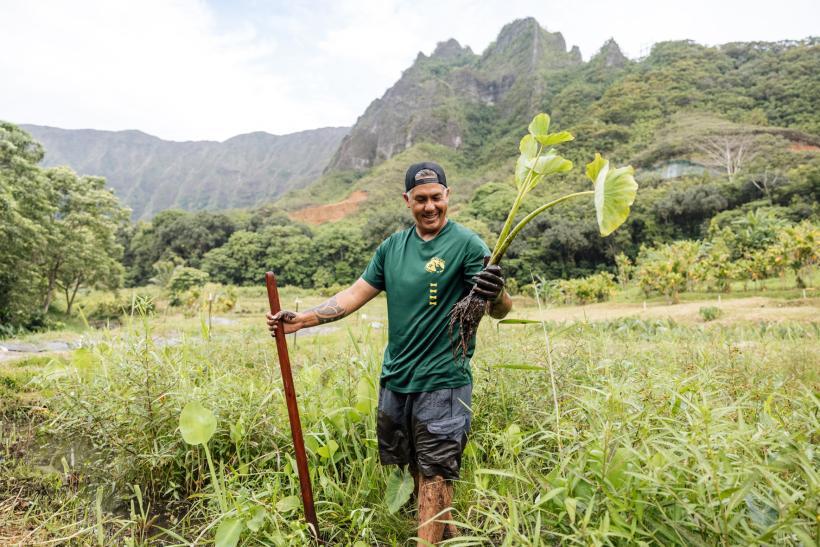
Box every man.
[267,161,512,544]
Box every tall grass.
[4,312,818,544]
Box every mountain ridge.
[326,17,587,172]
[21,124,349,219]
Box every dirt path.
[530,296,818,324]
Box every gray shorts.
[377,384,472,480]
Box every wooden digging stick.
[265,272,319,540]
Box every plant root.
[448,290,486,366]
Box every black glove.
[472,264,504,302]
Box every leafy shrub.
[614,252,632,288]
[692,238,739,292]
[169,267,209,294]
[636,241,699,303]
[765,220,819,288]
[699,306,722,321]
[81,293,156,320]
[554,272,617,304]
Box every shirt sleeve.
[463,234,491,285]
[361,239,387,290]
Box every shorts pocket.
[426,415,466,440]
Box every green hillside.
[287,21,818,212]
[269,20,818,284]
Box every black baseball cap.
[404,162,447,192]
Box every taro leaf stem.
[494,145,542,254]
[203,443,228,514]
[490,191,594,264]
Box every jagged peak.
[491,17,567,51]
[591,38,628,68]
[431,38,473,59]
[480,17,579,72]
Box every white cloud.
[0,0,343,140]
[1,0,817,141]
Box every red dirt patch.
[289,190,368,224]
[789,142,820,153]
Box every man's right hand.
[266,311,306,337]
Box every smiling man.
[267,161,512,544]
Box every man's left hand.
[472,264,504,302]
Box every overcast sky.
[2,0,818,142]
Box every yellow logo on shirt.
[425,257,446,273]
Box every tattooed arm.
[267,278,381,337]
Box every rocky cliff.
[327,17,584,171]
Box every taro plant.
[179,400,243,546]
[450,113,638,356]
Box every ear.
[402,192,411,207]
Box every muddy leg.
[417,474,453,545]
[442,519,460,540]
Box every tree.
[260,225,316,287]
[123,210,236,286]
[653,184,729,239]
[614,252,632,288]
[693,238,738,292]
[168,267,210,294]
[694,134,758,181]
[36,168,129,315]
[310,223,369,286]
[201,230,266,286]
[767,221,819,288]
[635,241,699,303]
[0,122,53,326]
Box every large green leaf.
[245,506,267,532]
[528,113,551,137]
[587,153,638,237]
[535,131,574,147]
[518,134,538,159]
[385,467,414,514]
[585,152,607,182]
[514,154,530,188]
[214,518,244,547]
[355,376,376,414]
[275,495,301,513]
[316,439,339,460]
[179,401,217,445]
[516,152,572,192]
[530,154,573,178]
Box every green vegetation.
[3,35,820,334]
[699,306,721,321]
[1,20,818,545]
[1,292,817,544]
[0,122,129,333]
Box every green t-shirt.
[361,220,490,393]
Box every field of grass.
[1,288,818,545]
